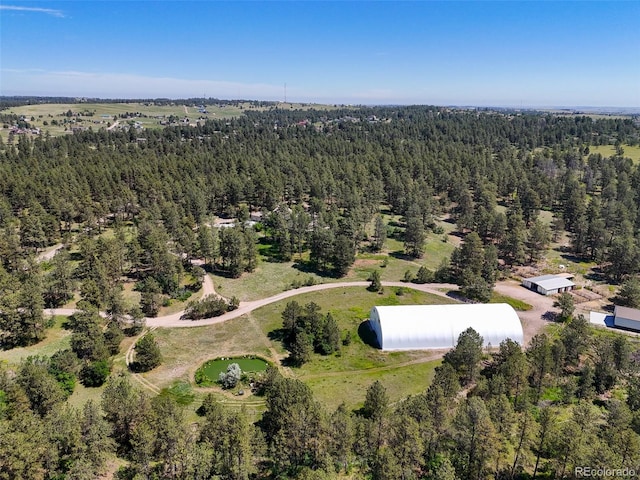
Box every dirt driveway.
[494,280,556,344]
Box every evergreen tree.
[372,214,387,252]
[289,329,313,366]
[527,334,553,402]
[332,234,355,276]
[404,215,425,258]
[453,397,497,479]
[44,250,75,308]
[367,269,382,292]
[442,327,484,385]
[17,357,66,417]
[309,226,334,271]
[526,219,551,264]
[219,226,245,278]
[615,275,640,308]
[553,292,575,321]
[317,313,341,355]
[500,203,527,266]
[131,333,162,372]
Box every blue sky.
[1,1,639,107]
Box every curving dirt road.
[81,277,554,395]
[145,281,457,328]
[46,278,553,344]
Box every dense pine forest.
[2,103,640,479]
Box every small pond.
[196,356,269,385]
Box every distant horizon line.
[1,95,638,114]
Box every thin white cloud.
[0,5,64,17]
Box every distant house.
[613,305,640,332]
[522,274,575,296]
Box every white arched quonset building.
[369,303,523,350]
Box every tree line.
[2,319,639,479]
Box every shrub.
[228,296,240,311]
[403,270,414,282]
[81,360,111,387]
[219,363,242,389]
[413,266,434,284]
[182,294,233,320]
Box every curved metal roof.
[369,303,523,350]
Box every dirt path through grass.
[144,281,457,327]
[47,279,553,345]
[98,279,556,396]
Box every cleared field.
[142,315,273,392]
[306,359,440,410]
[251,287,456,408]
[588,144,640,163]
[0,101,248,140]
[144,287,456,410]
[211,256,326,302]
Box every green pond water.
[198,357,269,382]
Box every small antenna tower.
[284,83,287,103]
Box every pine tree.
[615,276,640,308]
[404,215,425,258]
[367,269,382,291]
[372,214,387,252]
[526,219,551,264]
[443,327,484,385]
[131,333,162,372]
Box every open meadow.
[141,287,456,411]
[588,144,640,163]
[0,101,250,141]
[0,100,349,142]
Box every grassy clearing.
[351,231,455,284]
[0,316,71,365]
[146,287,456,410]
[490,292,533,311]
[307,359,440,411]
[212,211,457,302]
[545,247,597,276]
[251,287,456,408]
[538,209,554,225]
[158,381,197,406]
[211,258,326,301]
[142,317,273,391]
[588,144,640,163]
